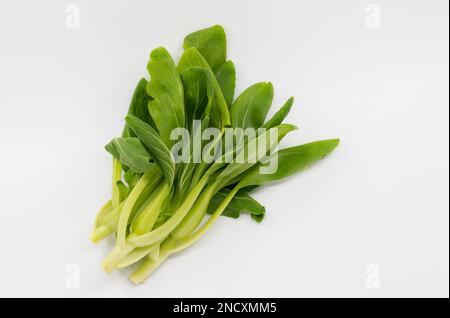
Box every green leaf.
[207,188,265,222]
[183,25,226,72]
[124,170,141,191]
[178,48,230,128]
[105,139,120,160]
[215,61,236,106]
[263,97,294,129]
[177,116,210,194]
[125,114,176,186]
[116,181,130,201]
[110,137,155,173]
[230,82,274,130]
[177,68,214,194]
[238,139,340,188]
[180,66,214,130]
[215,124,297,186]
[123,78,155,137]
[146,47,185,147]
[189,126,224,188]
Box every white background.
[0,0,448,297]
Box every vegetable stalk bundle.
[90,25,339,284]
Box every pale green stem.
[128,175,209,247]
[127,186,239,282]
[129,251,169,284]
[116,243,159,269]
[148,243,160,262]
[132,183,171,235]
[94,200,112,229]
[129,191,156,227]
[90,200,125,243]
[102,243,135,273]
[101,200,125,228]
[90,225,111,244]
[170,180,219,239]
[169,185,240,254]
[90,173,162,244]
[128,174,164,226]
[116,170,156,247]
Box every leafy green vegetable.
[124,169,141,190]
[215,61,236,106]
[180,66,214,129]
[123,78,155,137]
[125,115,175,186]
[105,137,154,173]
[90,25,340,284]
[178,48,230,128]
[238,139,340,188]
[230,82,274,129]
[146,47,185,147]
[177,117,209,194]
[208,188,265,222]
[263,97,294,129]
[216,124,297,186]
[184,25,226,72]
[116,181,130,201]
[105,139,120,160]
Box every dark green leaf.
[180,66,214,130]
[263,97,294,129]
[239,139,340,188]
[125,114,176,185]
[207,188,265,222]
[215,61,236,106]
[123,78,155,137]
[183,25,226,72]
[146,47,185,147]
[178,48,230,128]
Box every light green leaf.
[215,124,297,186]
[188,126,224,188]
[183,25,226,72]
[230,82,274,129]
[239,139,340,188]
[215,61,236,106]
[177,116,210,194]
[116,181,130,201]
[125,115,176,186]
[124,169,141,190]
[146,47,185,147]
[105,139,120,160]
[110,137,155,173]
[263,97,294,129]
